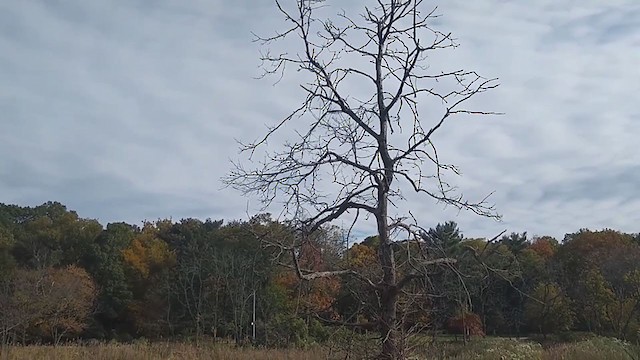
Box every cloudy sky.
[1,0,639,241]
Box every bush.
[307,319,330,343]
[446,311,485,338]
[265,314,309,348]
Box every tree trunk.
[377,190,401,359]
[462,312,468,346]
[380,285,399,359]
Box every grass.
[420,336,640,360]
[0,342,328,360]
[543,337,640,360]
[1,336,639,359]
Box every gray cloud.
[1,0,639,241]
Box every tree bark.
[377,189,401,359]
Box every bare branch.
[226,1,501,357]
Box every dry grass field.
[1,336,639,360]
[0,342,328,360]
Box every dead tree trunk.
[378,191,400,358]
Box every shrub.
[265,314,309,348]
[446,312,485,338]
[307,319,330,343]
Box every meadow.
[1,336,639,360]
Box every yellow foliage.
[122,227,175,279]
[347,243,377,269]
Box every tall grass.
[417,336,640,360]
[0,342,328,360]
[1,336,639,359]
[543,337,640,360]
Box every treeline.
[0,202,639,346]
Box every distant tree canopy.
[0,201,639,347]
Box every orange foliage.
[30,266,98,342]
[562,229,633,269]
[273,271,299,297]
[122,225,175,280]
[528,237,557,259]
[274,268,341,316]
[298,240,325,270]
[446,311,485,337]
[304,277,341,314]
[273,239,343,317]
[49,266,96,329]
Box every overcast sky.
[1,0,639,241]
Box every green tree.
[169,218,225,340]
[424,221,464,256]
[9,202,102,269]
[83,222,136,338]
[459,239,521,335]
[557,229,633,333]
[500,232,528,255]
[524,282,574,337]
[0,225,15,280]
[600,245,640,339]
[579,269,615,333]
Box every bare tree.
[225,0,499,358]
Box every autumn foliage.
[446,311,485,338]
[528,236,557,259]
[122,224,176,280]
[1,202,640,347]
[1,265,97,344]
[36,266,98,343]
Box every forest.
[1,201,639,349]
